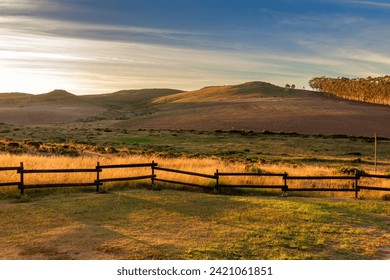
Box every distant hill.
[117,81,390,137]
[82,88,182,106]
[0,92,32,105]
[0,88,182,125]
[153,81,289,103]
[35,89,77,101]
[0,82,389,137]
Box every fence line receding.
[0,161,389,197]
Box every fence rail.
[0,161,389,197]
[0,164,22,188]
[154,166,216,179]
[153,165,215,189]
[21,168,97,174]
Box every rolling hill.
[0,81,389,137]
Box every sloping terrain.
[0,82,389,137]
[120,82,390,137]
[0,90,103,125]
[0,89,180,125]
[152,81,292,103]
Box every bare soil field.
[1,82,389,137]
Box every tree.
[308,75,390,105]
[285,84,291,92]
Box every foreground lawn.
[0,189,389,260]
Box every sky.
[1,0,389,95]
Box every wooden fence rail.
[0,161,389,197]
[153,165,216,190]
[215,170,287,193]
[0,165,21,188]
[357,174,390,192]
[96,161,157,192]
[284,175,359,198]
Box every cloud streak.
[351,1,390,8]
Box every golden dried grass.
[0,154,388,199]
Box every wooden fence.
[0,161,389,197]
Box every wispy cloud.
[0,0,45,10]
[0,16,271,93]
[0,0,78,14]
[350,0,390,8]
[0,0,389,94]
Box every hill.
[82,88,182,106]
[118,81,390,137]
[0,82,389,137]
[152,81,294,103]
[0,88,180,125]
[35,89,77,101]
[0,89,103,125]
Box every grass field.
[0,189,389,260]
[1,128,390,166]
[1,127,389,260]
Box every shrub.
[105,146,117,153]
[382,194,390,201]
[336,167,366,176]
[7,142,19,148]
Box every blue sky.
[1,0,389,94]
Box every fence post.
[19,162,24,196]
[282,172,288,197]
[96,162,101,192]
[354,170,360,199]
[214,169,220,194]
[151,160,156,190]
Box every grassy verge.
[0,189,388,260]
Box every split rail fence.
[0,161,389,198]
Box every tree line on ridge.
[308,76,390,105]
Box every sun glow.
[0,66,80,94]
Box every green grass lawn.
[0,188,388,260]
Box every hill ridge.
[0,81,389,137]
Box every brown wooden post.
[214,169,220,194]
[96,162,100,192]
[374,133,377,172]
[19,162,24,196]
[151,160,155,190]
[354,170,359,199]
[282,172,288,197]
